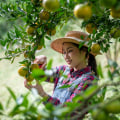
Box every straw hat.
[51,31,101,56]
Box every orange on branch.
[42,0,60,12]
[74,4,92,20]
[18,66,28,77]
[30,64,39,71]
[37,45,43,50]
[86,23,97,34]
[91,43,101,54]
[26,26,36,35]
[26,74,34,82]
[39,9,50,20]
[104,100,120,114]
[110,8,120,18]
[110,28,120,38]
[47,28,56,36]
[92,108,108,120]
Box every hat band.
[63,37,89,45]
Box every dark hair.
[72,43,98,76]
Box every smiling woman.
[24,31,101,119]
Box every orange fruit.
[26,26,36,35]
[47,28,56,36]
[110,28,120,38]
[110,8,120,18]
[39,9,50,20]
[26,74,34,82]
[86,23,97,34]
[18,66,28,77]
[74,4,92,20]
[92,108,108,120]
[91,43,101,54]
[30,64,39,71]
[37,45,43,50]
[42,0,60,12]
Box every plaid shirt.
[43,65,95,106]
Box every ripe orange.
[47,28,56,36]
[74,4,92,20]
[110,8,120,18]
[30,64,39,71]
[42,0,60,12]
[86,23,97,34]
[18,66,28,77]
[110,28,120,38]
[26,26,36,35]
[39,9,50,20]
[91,43,101,55]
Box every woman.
[24,31,100,119]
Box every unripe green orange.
[86,23,97,34]
[92,108,108,120]
[110,28,120,38]
[91,43,101,54]
[42,0,60,12]
[39,9,50,20]
[18,66,28,77]
[74,4,92,20]
[104,100,120,114]
[26,26,36,35]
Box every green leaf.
[107,70,113,80]
[31,69,45,79]
[59,84,72,89]
[7,87,16,101]
[97,64,104,78]
[45,35,51,40]
[83,85,98,98]
[46,59,53,70]
[5,96,12,109]
[0,102,3,110]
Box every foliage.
[0,0,120,119]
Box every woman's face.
[62,42,87,69]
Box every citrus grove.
[0,0,120,120]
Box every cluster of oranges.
[18,63,40,82]
[26,0,59,37]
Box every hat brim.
[51,37,102,56]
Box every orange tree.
[0,0,120,120]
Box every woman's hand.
[24,79,48,98]
[34,55,47,69]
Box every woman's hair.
[72,43,98,76]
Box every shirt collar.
[70,66,91,76]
